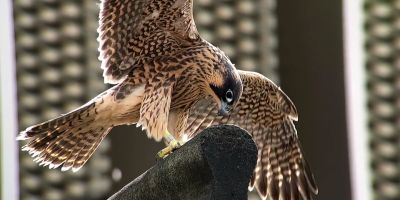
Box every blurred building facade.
[365,1,400,199]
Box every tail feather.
[18,97,112,172]
[64,127,110,172]
[18,84,145,171]
[17,102,96,140]
[62,144,82,171]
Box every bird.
[18,0,243,171]
[17,0,318,200]
[185,71,318,200]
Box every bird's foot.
[157,139,182,158]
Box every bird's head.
[203,60,243,116]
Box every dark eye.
[226,89,233,103]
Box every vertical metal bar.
[343,0,371,200]
[0,0,19,199]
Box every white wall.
[343,0,372,200]
[0,0,19,199]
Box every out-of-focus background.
[0,0,399,200]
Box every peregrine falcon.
[18,0,242,170]
[18,0,318,199]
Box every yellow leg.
[157,130,182,158]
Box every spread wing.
[98,0,199,84]
[185,71,318,200]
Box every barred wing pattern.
[98,0,199,83]
[185,71,318,200]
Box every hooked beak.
[218,100,232,116]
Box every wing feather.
[185,71,318,200]
[98,0,199,83]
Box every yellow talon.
[157,130,182,158]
